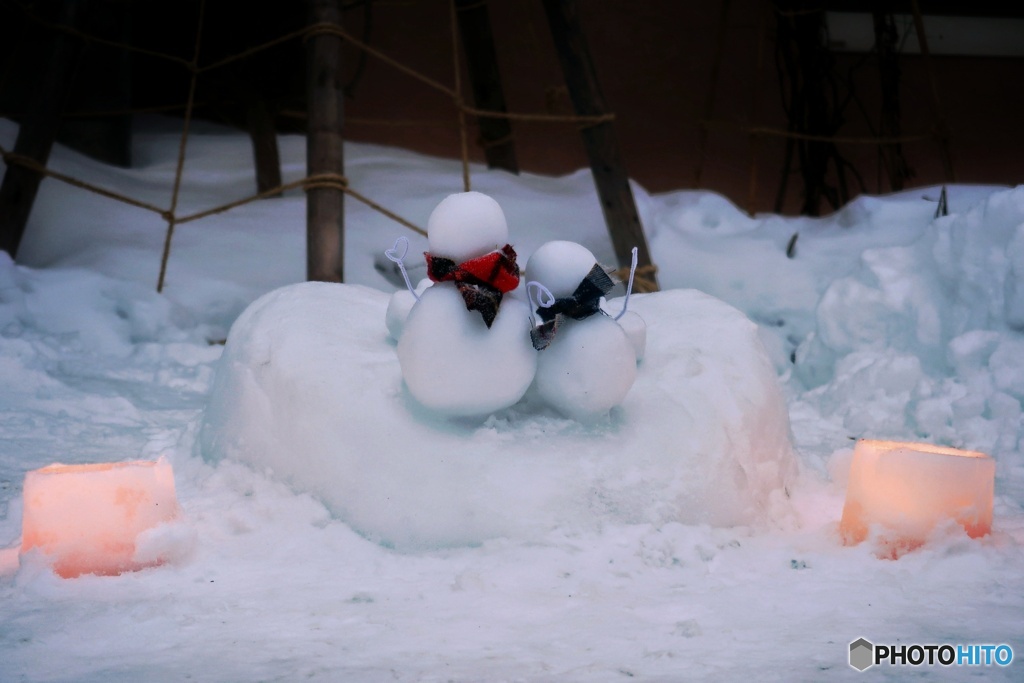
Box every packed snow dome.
[198,279,796,549]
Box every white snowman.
[394,191,537,418]
[526,240,643,420]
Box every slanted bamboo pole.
[454,0,519,174]
[541,0,657,289]
[0,1,89,258]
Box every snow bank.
[199,282,797,549]
[789,188,1024,471]
[0,252,180,357]
[796,188,1024,383]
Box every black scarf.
[531,264,614,350]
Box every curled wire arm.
[385,236,419,301]
[526,280,557,349]
[526,280,555,323]
[615,247,639,321]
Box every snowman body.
[527,241,639,420]
[396,192,537,418]
[399,286,535,415]
[613,309,647,362]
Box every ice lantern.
[20,459,181,578]
[840,440,995,553]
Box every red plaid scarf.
[424,244,520,327]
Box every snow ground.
[1,116,1022,681]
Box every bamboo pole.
[540,0,657,289]
[305,0,346,282]
[247,97,283,197]
[454,0,519,174]
[909,0,955,183]
[694,0,732,189]
[0,0,88,258]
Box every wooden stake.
[694,0,731,189]
[0,0,88,259]
[454,0,519,174]
[58,5,132,168]
[305,0,345,282]
[540,0,657,289]
[746,1,770,215]
[909,0,955,183]
[872,7,911,192]
[246,97,283,197]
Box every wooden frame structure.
[0,0,658,291]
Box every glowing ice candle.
[20,458,181,578]
[840,439,994,553]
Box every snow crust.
[200,282,797,548]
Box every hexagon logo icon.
[849,637,874,671]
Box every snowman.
[393,191,537,417]
[525,240,643,420]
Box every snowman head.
[427,191,509,264]
[526,241,599,299]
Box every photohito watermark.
[849,637,1014,672]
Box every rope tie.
[774,7,825,17]
[0,149,44,173]
[613,263,658,294]
[0,143,172,216]
[157,0,206,294]
[302,22,348,43]
[455,0,489,11]
[302,173,350,192]
[700,119,933,146]
[478,133,515,149]
[575,113,616,132]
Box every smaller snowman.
[393,191,537,418]
[526,241,643,420]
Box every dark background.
[1,0,1022,215]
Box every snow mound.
[789,187,1024,457]
[796,187,1024,389]
[199,282,797,549]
